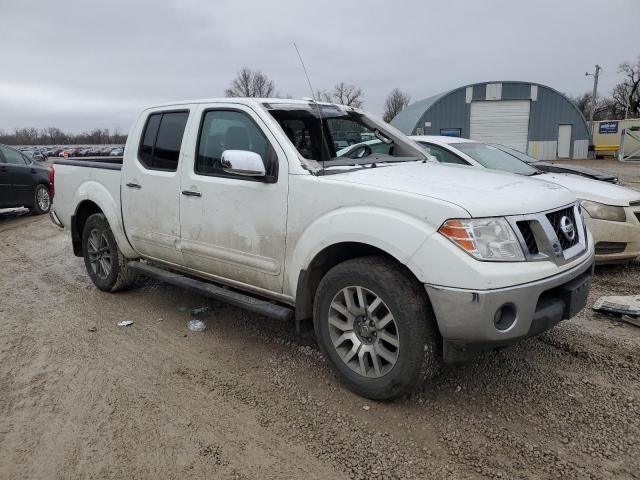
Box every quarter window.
[196,110,277,180]
[138,111,188,171]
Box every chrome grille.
[546,207,579,250]
[516,221,539,254]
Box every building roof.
[391,81,590,135]
[391,92,449,133]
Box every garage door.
[469,101,531,152]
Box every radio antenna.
[293,42,327,175]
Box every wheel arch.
[71,189,136,259]
[294,241,431,327]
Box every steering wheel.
[350,145,373,159]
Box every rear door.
[0,146,35,207]
[178,103,288,294]
[558,124,572,158]
[0,151,11,207]
[121,109,191,265]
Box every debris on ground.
[88,326,97,332]
[187,319,206,332]
[117,320,134,327]
[176,306,189,313]
[593,295,640,317]
[621,315,640,328]
[190,306,210,318]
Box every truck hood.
[326,162,576,217]
[537,173,640,207]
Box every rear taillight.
[49,166,55,199]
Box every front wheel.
[82,213,137,292]
[313,256,440,400]
[29,184,51,215]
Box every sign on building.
[599,121,618,134]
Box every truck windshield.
[454,142,540,176]
[264,103,426,172]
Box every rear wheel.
[313,256,440,400]
[29,184,51,215]
[82,213,137,292]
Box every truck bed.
[52,157,123,230]
[55,157,123,169]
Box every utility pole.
[585,65,601,135]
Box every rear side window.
[0,146,29,165]
[138,111,189,171]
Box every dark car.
[0,144,53,214]
[490,144,619,184]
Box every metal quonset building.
[391,81,590,160]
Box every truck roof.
[144,97,350,111]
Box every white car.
[410,136,640,264]
[50,98,594,399]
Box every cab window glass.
[196,110,277,179]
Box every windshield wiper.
[321,155,421,169]
[528,170,545,176]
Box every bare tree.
[570,91,614,121]
[382,88,411,122]
[225,67,278,98]
[318,82,364,107]
[612,57,640,118]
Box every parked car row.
[12,145,125,159]
[56,146,124,158]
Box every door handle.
[0,166,7,172]
[31,168,37,173]
[126,182,142,189]
[181,190,202,197]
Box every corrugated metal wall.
[396,81,591,159]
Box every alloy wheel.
[328,286,400,378]
[87,229,112,280]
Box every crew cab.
[51,98,594,399]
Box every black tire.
[82,213,137,292]
[313,256,440,400]
[29,184,51,215]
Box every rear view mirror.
[221,150,266,177]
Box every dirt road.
[1,213,639,480]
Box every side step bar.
[128,261,294,322]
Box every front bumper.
[586,209,640,263]
[425,251,594,363]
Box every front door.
[0,146,35,207]
[558,124,572,158]
[121,109,191,265]
[178,104,288,294]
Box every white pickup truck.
[51,98,594,399]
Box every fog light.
[494,303,517,331]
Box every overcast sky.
[1,0,638,133]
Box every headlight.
[580,200,626,222]
[438,217,525,261]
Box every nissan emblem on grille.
[559,216,576,241]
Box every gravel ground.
[1,162,639,479]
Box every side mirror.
[221,150,266,177]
